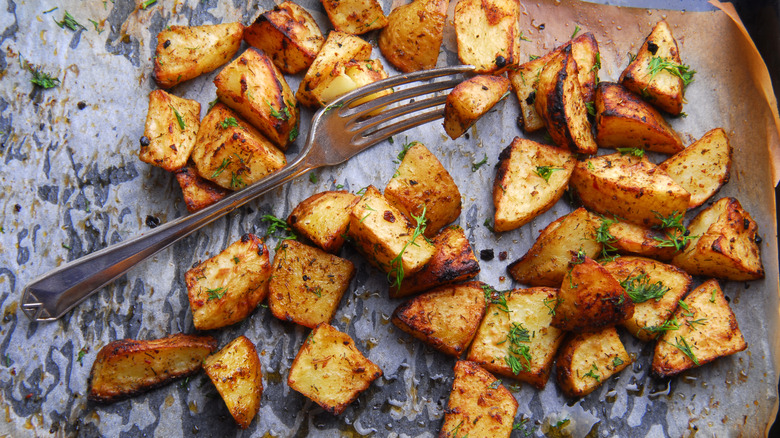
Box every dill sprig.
[482,284,510,313]
[642,317,681,334]
[387,206,427,288]
[534,165,564,183]
[260,214,297,241]
[620,272,670,303]
[647,56,696,87]
[669,336,699,365]
[498,322,532,374]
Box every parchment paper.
[0,0,778,437]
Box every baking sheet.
[0,0,778,436]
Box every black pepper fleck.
[139,136,150,147]
[145,215,161,228]
[480,249,494,261]
[77,101,87,110]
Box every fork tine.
[344,78,462,119]
[347,94,448,133]
[352,107,446,147]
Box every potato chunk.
[321,0,388,35]
[268,240,355,328]
[600,218,680,261]
[88,333,216,403]
[652,280,747,377]
[314,59,391,107]
[384,142,461,237]
[453,0,521,73]
[378,0,447,73]
[493,137,575,232]
[671,197,764,281]
[174,162,230,213]
[658,128,732,209]
[214,48,299,150]
[569,32,601,103]
[287,191,359,253]
[444,74,511,140]
[243,1,324,75]
[440,361,518,438]
[190,103,286,190]
[288,323,383,415]
[140,90,201,172]
[555,327,632,397]
[203,336,263,429]
[153,23,244,89]
[467,287,566,388]
[185,234,273,330]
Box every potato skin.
[203,336,263,429]
[605,219,680,261]
[378,0,447,72]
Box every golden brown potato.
[392,282,486,357]
[658,128,732,209]
[321,0,388,34]
[444,75,511,140]
[88,333,217,403]
[190,103,286,190]
[603,256,692,341]
[552,257,634,332]
[268,240,355,328]
[440,361,518,438]
[314,59,391,107]
[384,142,461,237]
[620,20,690,115]
[140,90,201,172]
[378,0,447,73]
[203,336,263,429]
[287,191,359,253]
[493,137,576,232]
[507,208,602,287]
[671,197,764,281]
[185,234,273,330]
[467,287,566,389]
[174,162,231,213]
[570,153,691,228]
[153,23,244,89]
[600,218,680,261]
[652,279,747,377]
[594,82,684,154]
[535,45,597,154]
[288,323,383,415]
[569,32,601,103]
[453,0,521,73]
[214,48,299,150]
[555,327,632,397]
[243,1,324,75]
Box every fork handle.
[21,157,314,321]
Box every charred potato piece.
[671,197,764,281]
[444,74,511,140]
[140,90,201,172]
[243,1,325,75]
[287,191,359,253]
[467,287,566,388]
[378,0,447,73]
[555,327,632,397]
[493,137,576,232]
[570,153,691,227]
[507,208,602,287]
[203,336,263,429]
[594,82,684,154]
[440,361,518,438]
[153,23,244,89]
[321,0,388,35]
[392,225,480,298]
[214,48,299,150]
[600,218,680,261]
[652,279,747,377]
[392,281,486,357]
[315,59,391,107]
[185,234,273,330]
[190,103,286,190]
[174,162,231,213]
[453,0,521,74]
[535,45,597,154]
[88,333,217,403]
[384,142,461,237]
[569,32,600,103]
[658,128,732,209]
[288,323,383,415]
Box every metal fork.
[20,65,475,321]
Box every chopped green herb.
[211,158,231,178]
[628,52,637,62]
[620,273,670,303]
[180,376,191,388]
[652,211,696,251]
[261,214,297,241]
[335,184,344,189]
[488,379,501,389]
[230,172,244,189]
[499,322,532,374]
[571,25,581,38]
[388,137,394,144]
[141,0,157,9]
[669,336,699,365]
[88,19,104,34]
[307,286,322,298]
[309,173,318,184]
[687,318,708,330]
[3,354,10,367]
[77,347,88,365]
[617,147,645,157]
[218,117,239,129]
[586,160,595,171]
[543,297,562,316]
[43,6,58,13]
[591,52,602,83]
[54,11,85,31]
[208,97,220,111]
[205,287,226,301]
[646,56,696,88]
[62,243,71,250]
[471,153,488,172]
[450,420,466,438]
[585,101,596,116]
[483,218,495,232]
[583,363,600,381]
[710,289,717,303]
[643,317,681,334]
[612,356,624,368]
[482,285,510,313]
[266,99,291,121]
[169,105,185,130]
[288,125,299,142]
[678,299,694,317]
[20,57,60,89]
[529,54,540,61]
[232,256,240,264]
[397,140,416,161]
[323,102,344,113]
[534,165,563,183]
[554,418,571,429]
[388,206,427,288]
[519,31,532,42]
[594,215,618,259]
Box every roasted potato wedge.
[569,32,601,103]
[392,281,486,357]
[493,137,576,232]
[658,128,732,208]
[140,90,201,172]
[555,327,632,397]
[384,142,461,237]
[378,0,447,73]
[444,74,511,140]
[599,217,680,261]
[440,361,518,438]
[203,336,263,429]
[507,208,602,287]
[288,190,359,253]
[321,0,388,34]
[671,197,764,281]
[453,0,521,73]
[243,1,324,75]
[288,323,383,415]
[153,23,244,89]
[214,48,299,150]
[185,234,273,330]
[174,162,231,213]
[594,82,684,154]
[652,279,747,377]
[314,59,391,107]
[88,333,217,403]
